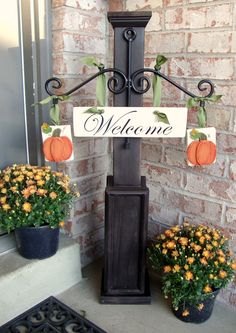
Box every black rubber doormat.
[0,296,107,333]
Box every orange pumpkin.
[187,140,216,166]
[43,136,73,162]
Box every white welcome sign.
[73,107,187,138]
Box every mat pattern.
[0,296,107,333]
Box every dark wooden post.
[100,11,152,304]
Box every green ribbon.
[153,55,168,107]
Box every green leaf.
[187,97,198,108]
[50,104,60,125]
[153,111,170,124]
[52,128,61,137]
[57,95,70,101]
[81,56,99,67]
[197,107,206,128]
[190,129,207,140]
[153,75,161,107]
[96,73,106,107]
[32,95,54,107]
[205,95,222,103]
[155,54,168,69]
[84,107,104,114]
[41,124,52,134]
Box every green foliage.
[153,54,168,107]
[0,164,79,232]
[190,128,207,141]
[187,95,222,128]
[84,107,104,114]
[153,111,170,124]
[82,56,106,107]
[32,95,70,125]
[148,223,236,310]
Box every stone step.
[0,235,82,325]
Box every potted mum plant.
[0,164,79,259]
[148,222,236,323]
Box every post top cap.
[107,11,152,27]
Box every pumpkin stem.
[52,128,61,137]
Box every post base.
[100,268,151,304]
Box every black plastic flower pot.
[172,289,220,324]
[15,225,59,259]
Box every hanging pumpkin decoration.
[187,139,216,166]
[41,125,74,162]
[186,95,221,167]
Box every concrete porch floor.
[58,260,236,333]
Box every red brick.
[184,173,236,202]
[126,0,162,10]
[168,57,234,80]
[217,133,236,154]
[71,208,104,236]
[145,32,185,54]
[163,146,227,177]
[142,162,183,187]
[229,160,236,181]
[52,7,105,35]
[146,11,162,31]
[52,0,65,7]
[74,192,104,216]
[76,174,106,196]
[60,32,106,54]
[65,0,107,11]
[163,188,223,221]
[109,0,124,11]
[187,32,232,53]
[186,4,232,29]
[225,207,236,226]
[187,106,231,131]
[141,142,162,164]
[165,8,185,30]
[163,0,184,6]
[149,201,179,225]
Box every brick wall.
[52,0,236,309]
[122,0,236,310]
[52,0,111,267]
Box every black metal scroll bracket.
[45,28,215,149]
[45,68,215,100]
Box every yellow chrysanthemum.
[2,204,11,211]
[22,202,32,213]
[0,196,7,204]
[218,256,225,263]
[219,270,227,279]
[185,271,193,280]
[200,257,208,265]
[162,249,168,255]
[171,250,179,257]
[4,175,10,182]
[1,188,7,194]
[178,237,188,246]
[231,262,236,270]
[173,265,181,273]
[198,303,204,311]
[37,189,48,196]
[202,250,210,258]
[59,221,65,228]
[49,192,57,199]
[187,257,195,264]
[203,285,212,293]
[163,266,172,273]
[182,309,189,317]
[166,240,176,249]
[37,180,45,186]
